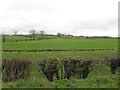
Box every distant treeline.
[1,34,118,43]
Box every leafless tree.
[29,29,37,40]
[40,31,45,35]
[57,33,63,37]
[13,31,18,36]
[39,30,45,39]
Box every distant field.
[2,50,117,59]
[2,39,118,50]
[4,35,28,42]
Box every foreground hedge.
[2,58,31,82]
[38,57,94,81]
[2,56,119,82]
[38,56,120,81]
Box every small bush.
[38,58,61,81]
[105,56,120,74]
[38,57,93,81]
[2,58,31,82]
[63,57,92,79]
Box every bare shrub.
[2,58,31,82]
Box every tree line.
[1,29,118,42]
[1,29,74,42]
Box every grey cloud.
[0,23,47,34]
[11,0,55,13]
[65,18,117,32]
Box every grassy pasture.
[3,38,118,50]
[2,36,119,88]
[4,35,28,42]
[2,50,117,59]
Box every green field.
[3,39,118,50]
[2,35,119,88]
[2,50,117,59]
[4,35,28,42]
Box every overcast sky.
[0,0,119,36]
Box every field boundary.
[1,48,118,52]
